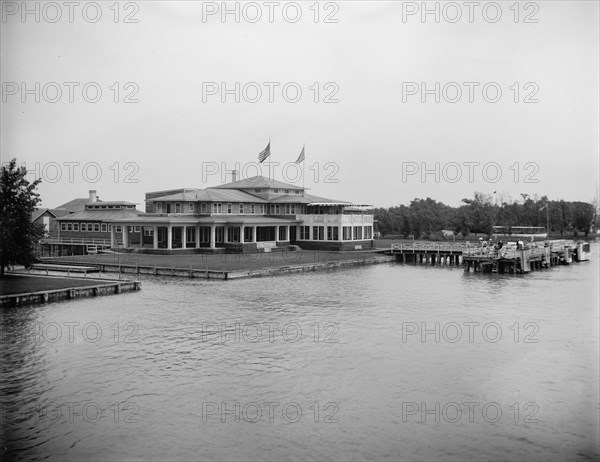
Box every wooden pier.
[381,241,586,274]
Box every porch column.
[252,226,257,243]
[241,225,246,243]
[110,225,115,247]
[286,225,290,241]
[339,225,343,241]
[122,226,128,248]
[195,226,200,248]
[210,225,216,249]
[183,226,187,249]
[153,226,158,249]
[167,225,172,250]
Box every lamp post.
[540,203,550,238]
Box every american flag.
[295,146,305,164]
[258,142,271,163]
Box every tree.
[0,159,43,277]
[571,202,595,236]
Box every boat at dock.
[491,225,548,241]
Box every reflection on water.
[1,245,599,461]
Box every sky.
[1,0,598,209]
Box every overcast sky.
[1,1,598,209]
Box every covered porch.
[109,216,299,252]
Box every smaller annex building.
[52,176,374,253]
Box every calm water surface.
[2,244,599,461]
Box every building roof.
[57,209,140,221]
[108,215,298,225]
[268,193,352,205]
[212,175,304,191]
[86,201,137,207]
[55,198,97,213]
[149,189,267,203]
[31,208,72,221]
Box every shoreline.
[0,273,141,307]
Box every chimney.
[232,170,238,182]
[89,190,97,203]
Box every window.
[116,226,122,233]
[101,223,107,232]
[278,226,287,241]
[254,189,262,193]
[290,204,296,214]
[215,227,224,243]
[327,226,339,241]
[61,223,66,231]
[94,223,100,232]
[212,203,222,214]
[156,203,162,213]
[343,226,352,240]
[285,189,290,194]
[261,204,266,214]
[239,203,244,214]
[353,226,362,240]
[134,226,140,233]
[295,190,301,195]
[166,203,171,213]
[186,228,195,243]
[274,205,280,214]
[227,203,232,214]
[251,204,255,214]
[67,223,73,231]
[108,225,112,232]
[227,227,240,243]
[300,226,310,240]
[312,226,324,241]
[285,205,290,215]
[175,203,181,213]
[273,189,279,193]
[188,203,194,212]
[201,203,207,214]
[144,228,154,236]
[365,226,373,239]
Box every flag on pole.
[295,146,305,164]
[258,141,271,163]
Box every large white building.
[106,175,375,253]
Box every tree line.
[374,192,598,239]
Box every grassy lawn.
[43,248,387,273]
[0,275,107,296]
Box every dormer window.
[255,189,262,193]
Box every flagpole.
[302,144,305,194]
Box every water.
[2,244,599,461]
